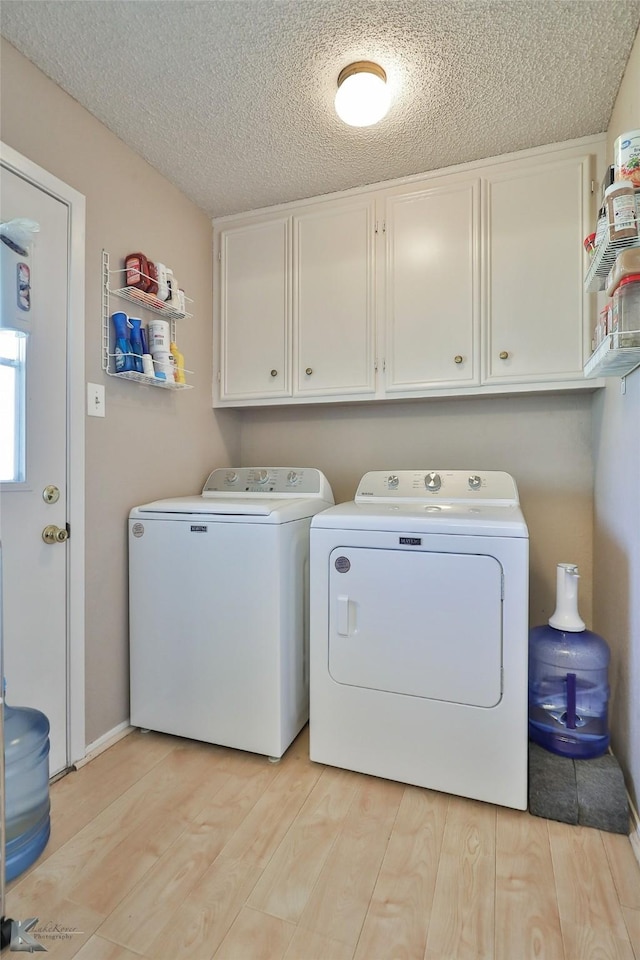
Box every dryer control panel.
[355,470,519,505]
[202,467,333,500]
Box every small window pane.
[0,330,26,483]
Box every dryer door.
[328,547,503,707]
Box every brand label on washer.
[190,525,208,532]
[335,556,351,573]
[399,536,421,545]
[131,522,144,538]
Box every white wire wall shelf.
[102,250,193,390]
[584,230,640,293]
[583,331,640,379]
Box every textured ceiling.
[2,1,639,218]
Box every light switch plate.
[87,382,106,417]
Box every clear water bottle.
[528,563,610,759]
[4,700,51,881]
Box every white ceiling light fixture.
[335,61,391,127]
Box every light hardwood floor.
[6,726,640,959]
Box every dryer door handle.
[337,595,351,636]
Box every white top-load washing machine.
[310,469,529,809]
[129,467,333,759]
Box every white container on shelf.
[148,318,170,354]
[614,130,640,188]
[610,274,640,347]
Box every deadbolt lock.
[42,524,69,544]
[42,485,61,504]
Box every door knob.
[270,369,278,377]
[499,351,509,360]
[42,524,69,544]
[454,355,463,364]
[305,368,313,376]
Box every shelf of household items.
[101,250,193,389]
[584,331,640,379]
[584,230,640,293]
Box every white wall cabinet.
[293,197,376,397]
[214,137,604,407]
[382,177,481,392]
[483,154,592,385]
[219,216,291,401]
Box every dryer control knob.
[387,475,399,489]
[425,472,441,491]
[255,469,269,484]
[468,474,482,490]
[287,471,299,484]
[225,471,238,484]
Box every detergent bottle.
[128,317,144,373]
[112,311,134,372]
[528,563,610,758]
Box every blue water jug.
[4,700,51,881]
[528,563,610,759]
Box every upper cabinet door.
[484,155,591,383]
[293,197,376,396]
[383,178,481,392]
[218,217,291,401]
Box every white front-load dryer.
[310,470,529,809]
[129,467,333,759]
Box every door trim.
[1,141,86,766]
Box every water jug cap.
[549,562,586,632]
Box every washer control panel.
[356,470,519,505]
[202,467,332,499]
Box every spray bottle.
[112,312,134,372]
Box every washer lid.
[130,494,333,523]
[132,496,276,516]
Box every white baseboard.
[73,720,133,769]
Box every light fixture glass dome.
[335,61,390,127]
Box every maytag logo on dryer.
[190,525,208,533]
[399,536,421,546]
[131,522,144,539]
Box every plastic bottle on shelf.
[605,247,640,296]
[166,270,182,312]
[604,181,638,242]
[112,311,134,372]
[124,252,151,291]
[155,263,170,301]
[148,318,170,355]
[128,318,144,373]
[146,260,159,296]
[170,341,186,383]
[609,274,640,346]
[154,351,175,382]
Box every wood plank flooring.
[6,727,640,959]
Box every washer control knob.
[425,472,441,491]
[387,475,399,489]
[225,471,238,484]
[255,469,269,484]
[287,471,299,484]
[468,474,482,490]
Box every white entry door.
[1,162,79,775]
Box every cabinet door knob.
[499,351,509,360]
[454,355,463,364]
[305,367,313,376]
[270,369,278,377]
